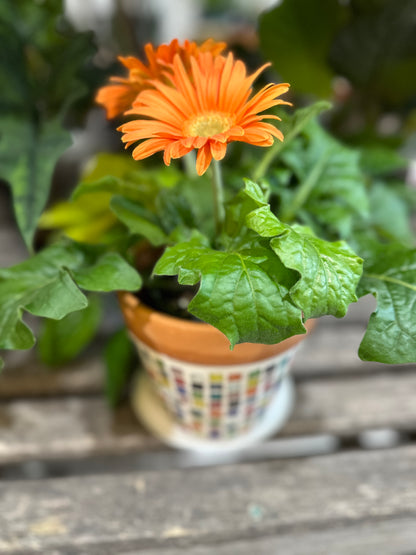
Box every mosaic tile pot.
[119,292,312,448]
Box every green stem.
[183,151,197,178]
[253,139,285,182]
[364,273,416,292]
[253,101,332,182]
[211,160,225,237]
[280,152,330,222]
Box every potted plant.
[1,31,415,450]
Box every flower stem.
[183,151,197,178]
[253,140,285,182]
[280,152,329,222]
[211,160,225,237]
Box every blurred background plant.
[0,0,415,404]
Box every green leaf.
[367,181,415,244]
[358,247,416,363]
[73,252,142,292]
[0,116,71,249]
[38,295,102,366]
[279,102,333,144]
[359,146,408,175]
[155,188,196,233]
[39,191,119,244]
[0,0,95,117]
[154,234,305,347]
[0,1,96,249]
[253,101,331,181]
[0,243,88,351]
[259,0,345,96]
[110,196,168,246]
[104,328,136,407]
[280,120,368,237]
[329,0,416,105]
[0,240,141,353]
[247,206,363,319]
[225,179,268,238]
[80,153,139,183]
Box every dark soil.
[137,276,200,321]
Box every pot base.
[131,370,295,454]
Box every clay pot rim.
[118,291,315,365]
[119,290,232,333]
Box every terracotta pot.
[119,291,314,448]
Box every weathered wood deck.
[1,189,416,554]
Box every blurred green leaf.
[0,240,141,353]
[358,246,416,363]
[280,120,368,237]
[0,0,95,117]
[111,196,168,246]
[0,0,95,249]
[104,328,136,407]
[279,101,333,142]
[73,252,142,292]
[259,0,345,96]
[0,243,88,351]
[38,295,102,366]
[253,101,332,181]
[0,116,71,250]
[39,191,119,244]
[367,181,415,244]
[359,146,408,175]
[329,0,416,105]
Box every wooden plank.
[0,397,159,464]
[1,370,416,464]
[0,446,415,553]
[285,370,416,437]
[0,354,104,398]
[122,518,416,555]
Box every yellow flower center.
[186,112,232,137]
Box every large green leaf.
[259,0,345,97]
[0,241,141,354]
[0,117,71,249]
[0,0,95,249]
[0,244,87,351]
[358,247,416,363]
[247,205,363,319]
[154,233,305,347]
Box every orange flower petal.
[118,47,290,173]
[132,138,168,160]
[96,38,226,118]
[196,143,212,175]
[210,140,227,161]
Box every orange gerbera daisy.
[119,52,291,175]
[96,38,226,119]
